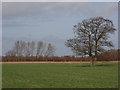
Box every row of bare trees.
[5,40,55,57]
[2,49,119,62]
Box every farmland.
[2,62,118,88]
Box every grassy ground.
[2,62,118,88]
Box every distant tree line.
[2,49,119,62]
[5,40,55,58]
[97,49,119,61]
[2,56,89,62]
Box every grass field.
[2,62,118,88]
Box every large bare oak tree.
[65,17,116,66]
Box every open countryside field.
[2,62,118,88]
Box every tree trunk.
[90,56,93,67]
[94,57,97,66]
[90,56,96,67]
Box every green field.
[2,62,118,88]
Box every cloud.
[3,2,88,18]
[2,2,91,19]
[2,22,26,28]
[2,2,117,21]
[100,3,118,17]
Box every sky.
[2,2,118,56]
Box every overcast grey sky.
[2,2,118,56]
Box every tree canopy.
[65,17,116,66]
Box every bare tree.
[30,41,35,57]
[39,43,46,57]
[36,41,43,58]
[26,41,31,57]
[45,43,55,57]
[19,41,26,57]
[5,50,16,57]
[22,41,26,57]
[13,40,20,56]
[5,51,10,56]
[65,17,116,66]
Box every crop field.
[2,62,118,88]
